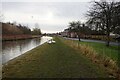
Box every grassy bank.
[3,37,108,78]
[61,37,119,79]
[78,41,119,61]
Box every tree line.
[66,0,120,47]
[2,22,41,35]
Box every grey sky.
[2,0,118,33]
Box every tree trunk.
[78,37,81,41]
[106,12,110,47]
[106,32,110,47]
[78,34,81,41]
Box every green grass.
[76,41,119,61]
[61,37,119,78]
[3,37,108,78]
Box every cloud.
[2,2,89,33]
[2,0,98,2]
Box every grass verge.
[61,37,120,79]
[78,41,119,61]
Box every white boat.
[52,40,56,43]
[47,39,56,44]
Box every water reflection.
[2,36,52,64]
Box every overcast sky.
[2,0,119,33]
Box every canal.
[2,36,52,64]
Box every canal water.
[2,36,52,64]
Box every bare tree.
[32,23,41,35]
[86,0,120,46]
[69,21,83,41]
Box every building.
[61,28,78,38]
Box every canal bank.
[2,37,109,78]
[2,36,52,64]
[2,35,42,41]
